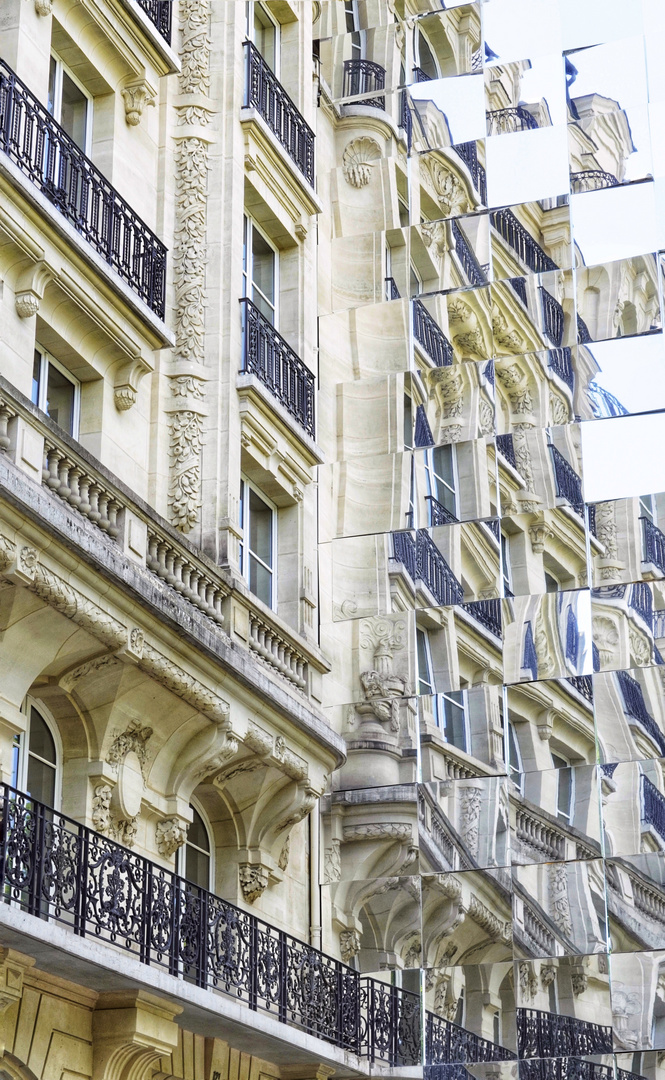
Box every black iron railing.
[240,299,315,437]
[413,66,432,83]
[400,89,413,148]
[577,314,592,344]
[566,675,593,703]
[425,1066,471,1080]
[510,277,528,306]
[426,1013,516,1064]
[487,106,539,134]
[617,669,665,755]
[496,433,518,470]
[516,1008,613,1059]
[413,299,454,366]
[490,209,559,275]
[549,445,584,516]
[342,59,386,109]
[415,404,434,448]
[642,516,665,574]
[631,581,653,631]
[452,141,487,205]
[392,530,417,579]
[386,276,401,300]
[642,774,665,844]
[392,531,464,606]
[0,784,421,1064]
[451,219,487,286]
[427,495,458,526]
[136,0,172,43]
[0,59,167,318]
[244,41,315,185]
[570,170,619,193]
[540,287,564,347]
[462,599,502,638]
[548,347,574,391]
[519,1059,626,1080]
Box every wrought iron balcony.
[548,347,574,391]
[427,495,458,526]
[520,1058,628,1080]
[391,531,464,606]
[413,299,454,367]
[451,219,487,286]
[570,169,619,193]
[240,298,315,438]
[496,433,518,470]
[510,276,528,306]
[413,66,432,83]
[516,1008,613,1058]
[400,89,413,148]
[136,0,172,43]
[490,209,559,275]
[415,404,434,448]
[0,783,421,1065]
[392,530,418,579]
[642,515,665,574]
[386,276,401,300]
[487,106,540,134]
[462,599,503,638]
[452,142,487,205]
[540,287,565,347]
[244,41,315,185]
[549,445,584,516]
[642,774,665,844]
[566,675,593,703]
[0,59,167,318]
[342,59,386,109]
[631,581,654,631]
[426,1012,516,1064]
[577,314,592,344]
[617,669,665,754]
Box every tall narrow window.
[243,216,277,324]
[48,54,92,152]
[425,445,457,522]
[501,532,513,597]
[439,690,468,752]
[551,752,573,824]
[415,29,438,80]
[13,704,59,807]
[246,2,279,72]
[344,0,363,60]
[182,805,212,889]
[32,348,80,438]
[507,721,523,792]
[416,628,436,695]
[240,478,276,609]
[640,494,656,524]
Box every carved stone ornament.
[92,784,113,833]
[549,862,572,935]
[459,787,483,856]
[342,823,412,842]
[342,136,381,188]
[339,929,362,964]
[593,615,619,668]
[428,159,469,218]
[156,817,188,858]
[323,839,341,883]
[239,863,269,903]
[106,719,153,776]
[121,83,156,126]
[15,293,40,319]
[352,618,409,733]
[114,385,137,412]
[528,519,553,554]
[34,0,53,13]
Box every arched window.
[181,804,212,890]
[12,703,59,807]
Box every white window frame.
[551,752,575,825]
[48,52,93,154]
[239,476,278,611]
[242,214,279,327]
[33,345,81,439]
[13,698,62,809]
[344,0,364,60]
[416,627,436,696]
[424,445,458,520]
[246,1,280,74]
[507,720,524,794]
[414,27,439,80]
[178,798,214,890]
[438,689,469,752]
[501,532,513,597]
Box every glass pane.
[185,845,210,890]
[26,755,56,806]
[416,629,432,693]
[251,228,275,310]
[433,445,455,490]
[47,56,56,117]
[32,351,42,407]
[418,33,438,80]
[46,364,76,435]
[188,806,210,852]
[557,768,572,821]
[60,70,88,149]
[442,692,466,750]
[249,554,272,607]
[254,5,276,70]
[248,488,272,565]
[29,709,56,763]
[11,734,20,789]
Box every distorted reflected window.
[640,494,656,525]
[454,988,464,1027]
[416,628,435,695]
[183,805,211,889]
[242,215,277,324]
[545,572,559,593]
[410,263,422,296]
[439,690,468,752]
[404,394,413,450]
[13,704,59,807]
[246,2,279,71]
[344,0,363,59]
[507,721,524,792]
[415,29,438,81]
[501,532,513,597]
[551,752,573,824]
[493,1011,501,1045]
[240,478,276,609]
[32,348,79,438]
[47,54,92,152]
[424,445,457,522]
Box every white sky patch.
[581,411,665,501]
[486,124,569,206]
[571,182,656,265]
[586,335,665,414]
[409,74,485,145]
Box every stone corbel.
[167,718,238,804]
[34,0,53,15]
[0,948,35,1057]
[537,708,558,741]
[14,260,56,318]
[121,83,156,127]
[93,991,182,1080]
[528,516,553,554]
[113,357,153,412]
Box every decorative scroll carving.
[342,136,381,188]
[106,719,153,775]
[121,83,156,126]
[139,642,230,724]
[549,862,573,935]
[324,839,341,883]
[459,787,483,856]
[428,159,469,218]
[342,823,412,842]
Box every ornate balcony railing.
[549,444,584,516]
[240,298,315,438]
[522,904,557,956]
[642,774,665,844]
[514,802,566,861]
[413,299,454,367]
[342,59,386,109]
[540,287,565,347]
[631,581,653,631]
[415,404,435,448]
[496,433,518,470]
[425,1066,471,1080]
[136,0,172,43]
[516,1008,613,1059]
[426,1013,516,1064]
[391,531,464,606]
[427,495,458,526]
[0,784,421,1065]
[570,170,619,193]
[616,669,665,754]
[400,89,413,149]
[452,141,487,205]
[577,314,592,344]
[566,675,593,703]
[244,41,315,185]
[490,209,559,275]
[510,276,528,306]
[642,515,665,574]
[386,276,401,300]
[548,347,574,391]
[519,1059,628,1080]
[486,106,539,134]
[451,219,487,286]
[392,530,418,579]
[413,66,432,83]
[461,599,502,638]
[0,59,167,318]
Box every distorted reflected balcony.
[451,219,487,286]
[0,59,167,319]
[496,433,518,471]
[642,774,665,845]
[452,141,487,204]
[386,276,401,300]
[567,675,593,703]
[540,287,565,347]
[487,106,540,134]
[243,41,315,185]
[593,582,654,633]
[426,1012,516,1064]
[516,1007,613,1058]
[392,530,464,606]
[642,515,665,575]
[240,298,315,438]
[570,170,619,193]
[342,59,386,110]
[617,669,665,755]
[461,599,502,638]
[413,300,454,367]
[549,444,584,516]
[136,0,173,43]
[427,495,458,526]
[490,208,559,274]
[577,313,592,344]
[520,1059,639,1080]
[548,347,574,391]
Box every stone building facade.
[0,1,665,1080]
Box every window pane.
[47,56,57,117]
[185,845,210,890]
[26,755,56,806]
[32,351,42,407]
[433,445,455,489]
[189,807,210,852]
[557,767,572,820]
[251,229,275,309]
[249,488,272,565]
[442,692,466,751]
[416,629,433,693]
[254,5,276,70]
[60,70,88,148]
[249,554,272,607]
[418,33,438,79]
[29,709,56,764]
[46,364,76,435]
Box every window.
[454,988,464,1027]
[416,628,436,695]
[12,703,59,807]
[415,30,438,80]
[551,752,573,824]
[246,2,279,72]
[545,572,559,593]
[181,804,212,890]
[493,1011,501,1046]
[240,478,276,608]
[344,0,363,60]
[410,263,422,297]
[507,721,523,792]
[439,690,468,752]
[32,348,80,437]
[243,215,277,324]
[47,54,92,152]
[640,494,656,525]
[501,532,513,597]
[404,394,413,450]
[424,445,457,522]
